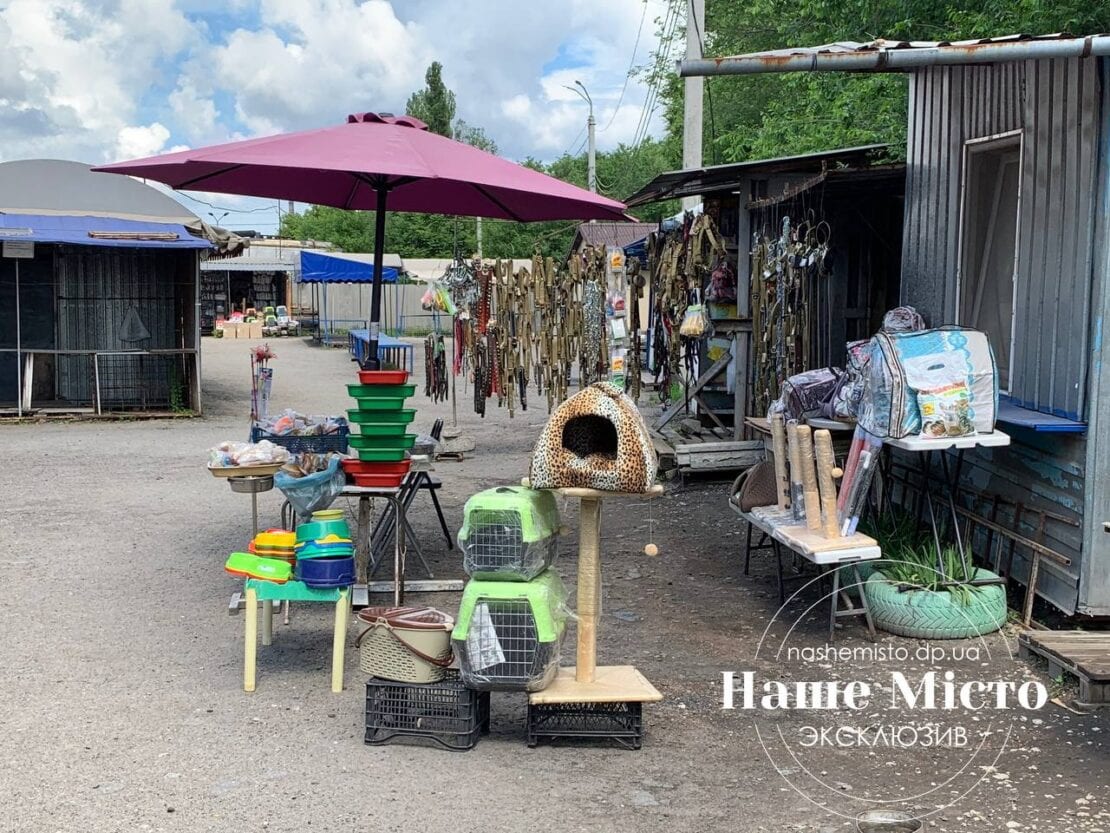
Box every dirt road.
[2,336,1106,832]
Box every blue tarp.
[0,213,211,248]
[299,250,399,283]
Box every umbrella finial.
[347,112,428,130]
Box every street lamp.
[209,210,230,227]
[564,80,596,193]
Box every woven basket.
[356,606,454,684]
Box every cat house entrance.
[561,415,618,460]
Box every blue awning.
[299,250,399,283]
[0,213,211,248]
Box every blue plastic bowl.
[295,555,355,588]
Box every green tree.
[405,61,456,137]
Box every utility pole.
[566,80,596,193]
[476,217,483,260]
[682,0,704,211]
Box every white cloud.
[116,122,172,159]
[0,0,672,204]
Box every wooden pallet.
[1019,630,1110,707]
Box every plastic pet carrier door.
[459,486,560,580]
[451,571,567,692]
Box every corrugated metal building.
[678,35,1110,615]
[0,160,212,415]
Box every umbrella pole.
[364,187,388,370]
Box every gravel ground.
[2,336,1108,833]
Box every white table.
[732,500,879,639]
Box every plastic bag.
[881,305,926,333]
[679,304,712,338]
[209,440,289,467]
[275,456,345,522]
[823,340,872,420]
[773,368,841,421]
[706,258,737,303]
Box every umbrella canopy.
[95,112,629,368]
[94,113,627,222]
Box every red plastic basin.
[357,370,410,385]
[349,473,407,488]
[340,457,412,476]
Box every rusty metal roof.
[680,33,1110,76]
[625,144,890,207]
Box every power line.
[632,0,679,148]
[176,191,279,214]
[631,1,674,147]
[600,0,650,133]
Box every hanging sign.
[3,241,34,258]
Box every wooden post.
[786,422,805,521]
[813,429,842,539]
[244,587,258,692]
[771,413,790,509]
[262,600,274,646]
[331,590,348,693]
[796,425,821,531]
[576,496,603,684]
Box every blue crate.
[249,424,350,454]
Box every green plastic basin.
[350,398,408,411]
[347,407,415,422]
[347,383,416,399]
[353,422,409,437]
[355,448,410,462]
[348,434,416,451]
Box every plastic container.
[353,398,409,411]
[348,434,416,451]
[356,448,410,463]
[347,409,416,425]
[225,552,292,583]
[341,458,412,476]
[295,518,350,543]
[295,539,354,559]
[352,422,409,437]
[527,701,644,750]
[365,672,489,751]
[451,571,568,692]
[347,383,416,399]
[349,473,407,489]
[295,555,355,588]
[356,606,454,683]
[459,487,560,581]
[357,370,409,385]
[249,424,349,454]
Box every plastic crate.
[527,701,643,750]
[250,424,350,454]
[364,673,490,751]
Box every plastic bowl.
[341,458,412,476]
[355,448,410,463]
[357,370,410,385]
[351,398,408,412]
[297,542,355,560]
[353,422,409,437]
[348,434,416,451]
[346,409,416,425]
[295,555,356,588]
[295,519,351,543]
[347,383,416,399]
[349,472,407,488]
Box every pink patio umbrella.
[95,112,629,367]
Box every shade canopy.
[299,250,399,283]
[0,213,211,249]
[94,113,629,222]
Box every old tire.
[864,568,1007,639]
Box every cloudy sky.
[0,0,670,231]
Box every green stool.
[243,579,349,693]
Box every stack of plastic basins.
[452,487,566,692]
[342,368,417,489]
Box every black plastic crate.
[527,701,643,750]
[249,424,349,454]
[365,674,490,752]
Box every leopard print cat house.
[529,382,658,493]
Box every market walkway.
[2,337,1107,833]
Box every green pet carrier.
[458,486,560,581]
[451,570,568,692]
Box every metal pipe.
[365,186,388,370]
[15,260,21,417]
[679,35,1110,77]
